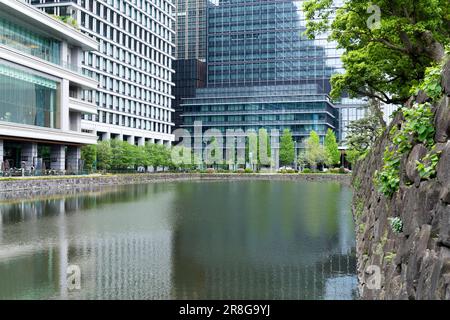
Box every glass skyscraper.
[175,0,208,61]
[173,0,210,128]
[179,0,350,149]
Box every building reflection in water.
[170,181,357,300]
[0,181,357,300]
[0,184,175,299]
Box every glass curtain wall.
[0,16,61,64]
[207,0,336,91]
[0,63,60,129]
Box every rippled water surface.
[0,180,357,299]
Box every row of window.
[79,0,173,35]
[0,16,61,65]
[0,63,60,129]
[83,63,172,109]
[90,90,171,122]
[183,102,336,114]
[81,12,173,71]
[184,125,332,137]
[183,113,331,125]
[209,71,335,83]
[76,1,175,133]
[88,111,171,134]
[84,51,172,94]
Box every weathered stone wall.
[0,173,350,201]
[353,60,450,299]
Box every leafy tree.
[135,145,149,168]
[345,109,384,156]
[245,131,258,166]
[303,0,449,105]
[324,129,340,167]
[81,144,96,171]
[279,129,295,166]
[257,128,272,167]
[110,139,137,170]
[171,146,193,171]
[297,151,308,171]
[145,143,172,171]
[96,140,112,170]
[305,130,326,170]
[145,143,159,170]
[159,145,173,170]
[205,136,222,168]
[346,148,362,165]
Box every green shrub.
[81,144,96,171]
[416,147,441,180]
[411,64,443,102]
[375,102,436,197]
[244,168,253,174]
[354,198,364,219]
[278,168,296,173]
[389,217,403,234]
[302,168,312,174]
[329,168,340,174]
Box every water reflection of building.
[0,184,175,299]
[0,181,358,300]
[170,181,357,299]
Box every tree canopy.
[305,130,326,170]
[344,100,386,164]
[96,140,112,170]
[324,129,340,167]
[279,129,295,166]
[81,144,96,171]
[303,0,449,105]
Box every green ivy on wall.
[374,61,445,197]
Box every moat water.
[0,180,357,299]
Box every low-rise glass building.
[0,0,98,173]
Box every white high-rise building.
[30,0,176,146]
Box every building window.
[0,16,61,64]
[0,63,60,129]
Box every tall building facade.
[172,0,209,128]
[179,0,341,152]
[172,58,206,127]
[31,0,176,146]
[174,0,208,61]
[0,0,98,173]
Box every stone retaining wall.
[353,60,450,299]
[0,173,350,201]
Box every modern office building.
[172,0,209,128]
[174,0,208,61]
[339,97,369,141]
[0,0,98,172]
[172,58,206,127]
[30,0,176,146]
[179,0,342,152]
